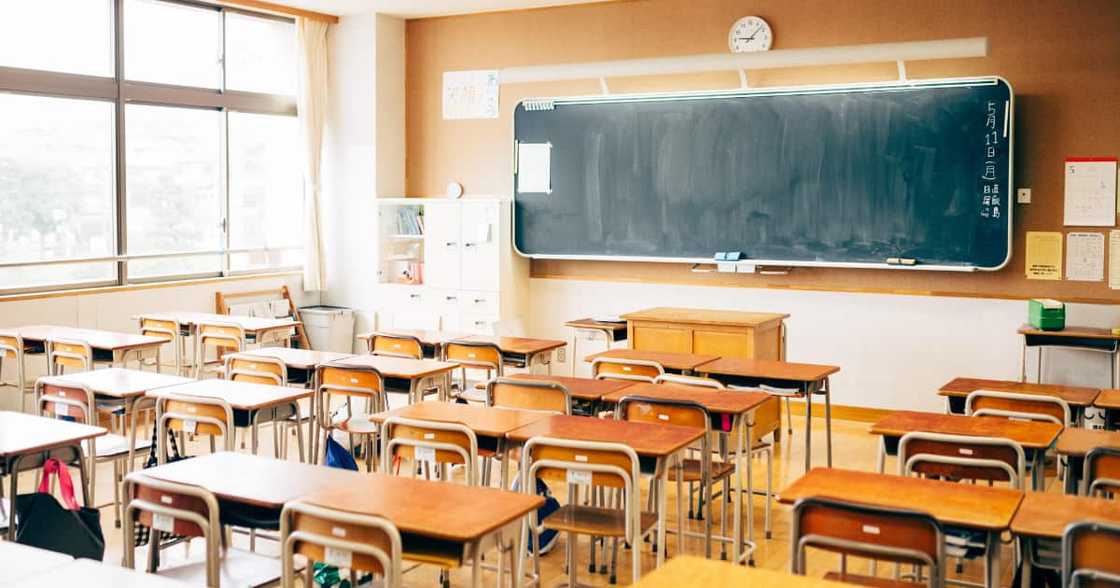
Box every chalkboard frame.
[512,76,1014,272]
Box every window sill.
[0,271,303,303]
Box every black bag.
[15,458,105,561]
[134,427,189,547]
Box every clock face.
[728,16,773,53]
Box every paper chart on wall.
[1063,158,1118,226]
[1066,232,1105,282]
[1110,230,1120,290]
[1024,231,1063,280]
[442,70,500,120]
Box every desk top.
[0,325,166,352]
[249,347,354,370]
[331,354,457,379]
[1011,491,1120,539]
[356,329,468,346]
[698,357,840,383]
[603,382,771,416]
[464,335,567,355]
[631,556,855,588]
[779,468,1022,531]
[138,452,360,509]
[1018,324,1120,341]
[301,474,543,543]
[564,318,627,332]
[505,374,636,402]
[0,537,74,584]
[369,401,549,438]
[0,411,106,458]
[869,410,1062,450]
[585,348,720,372]
[44,368,193,399]
[139,312,298,334]
[10,558,191,587]
[147,379,310,411]
[506,414,703,458]
[1055,427,1120,458]
[938,377,1099,407]
[1095,389,1120,410]
[621,307,789,328]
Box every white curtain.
[296,18,329,292]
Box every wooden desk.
[1011,491,1120,576]
[332,354,457,402]
[300,474,542,587]
[10,558,190,587]
[138,312,299,341]
[356,329,469,358]
[505,373,636,404]
[631,556,855,588]
[251,347,353,371]
[1018,324,1120,388]
[620,307,788,361]
[585,348,720,373]
[564,318,627,376]
[464,335,566,373]
[0,411,106,539]
[698,357,840,472]
[779,468,1022,588]
[506,414,703,567]
[1055,427,1120,494]
[0,325,168,372]
[938,376,1099,423]
[0,537,73,583]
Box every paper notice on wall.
[1110,230,1120,289]
[516,142,552,194]
[1063,158,1118,226]
[1066,232,1105,281]
[442,70,500,120]
[1025,231,1063,280]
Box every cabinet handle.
[445,241,458,247]
[408,294,421,300]
[474,320,487,326]
[446,296,458,302]
[473,298,485,304]
[463,242,475,248]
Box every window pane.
[0,0,113,76]
[226,12,296,95]
[228,112,302,271]
[0,93,116,289]
[125,0,221,89]
[126,105,222,278]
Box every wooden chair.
[791,496,944,588]
[280,500,402,588]
[194,321,244,378]
[443,339,503,404]
[486,377,571,415]
[47,337,93,375]
[1062,521,1120,588]
[368,332,424,359]
[1086,447,1120,497]
[35,377,151,529]
[154,393,236,462]
[898,431,1026,489]
[138,316,181,375]
[726,387,782,539]
[124,472,285,588]
[653,373,724,388]
[590,357,663,384]
[0,333,33,412]
[225,353,305,461]
[965,389,1068,487]
[315,363,386,470]
[380,416,480,485]
[520,436,657,584]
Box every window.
[0,0,301,293]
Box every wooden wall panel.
[404,0,1120,303]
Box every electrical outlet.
[556,348,566,363]
[1017,188,1032,204]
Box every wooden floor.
[36,411,1030,586]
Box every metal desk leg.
[1037,347,1044,384]
[1020,338,1028,382]
[823,378,832,468]
[731,414,754,565]
[569,328,579,377]
[986,530,1002,588]
[803,390,813,473]
[655,455,669,568]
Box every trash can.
[299,305,355,352]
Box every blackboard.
[512,77,1013,270]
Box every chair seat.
[404,542,463,568]
[543,505,657,538]
[456,386,488,404]
[144,545,293,587]
[669,459,735,483]
[95,433,151,458]
[823,572,923,588]
[336,416,379,435]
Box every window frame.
[0,0,300,295]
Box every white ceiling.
[273,0,613,19]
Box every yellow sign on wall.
[1025,231,1063,280]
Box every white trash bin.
[299,306,355,352]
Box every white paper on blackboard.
[1063,158,1118,226]
[1066,232,1105,281]
[517,142,552,194]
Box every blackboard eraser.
[886,257,918,266]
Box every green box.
[1028,298,1065,331]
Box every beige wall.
[404,0,1120,303]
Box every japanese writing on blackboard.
[979,100,1001,220]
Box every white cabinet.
[374,198,526,335]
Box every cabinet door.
[423,202,462,289]
[631,323,692,353]
[459,201,500,292]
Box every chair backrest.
[1063,521,1120,588]
[139,317,179,343]
[591,357,663,383]
[486,377,571,415]
[965,389,1070,427]
[315,364,386,429]
[155,393,235,460]
[653,373,725,389]
[0,333,23,361]
[369,332,424,359]
[47,338,92,373]
[225,353,287,386]
[380,416,479,485]
[35,377,95,423]
[1086,447,1120,497]
[444,340,503,374]
[124,473,222,587]
[281,500,402,588]
[791,496,943,588]
[197,321,245,358]
[898,431,1026,489]
[616,395,710,457]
